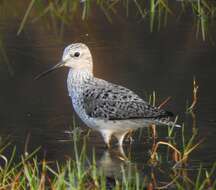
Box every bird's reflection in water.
[96,148,135,189]
[95,147,178,189]
[98,149,126,178]
[96,146,143,179]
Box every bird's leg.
[106,139,111,149]
[105,136,112,149]
[119,133,125,148]
[101,130,112,148]
[126,129,134,144]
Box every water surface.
[0,2,216,182]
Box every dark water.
[0,2,216,182]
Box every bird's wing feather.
[83,79,172,120]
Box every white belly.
[77,112,151,136]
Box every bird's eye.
[74,52,80,57]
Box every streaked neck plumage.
[67,68,93,96]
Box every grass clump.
[13,0,216,41]
[0,132,215,190]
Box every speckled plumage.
[80,78,171,120]
[39,43,179,149]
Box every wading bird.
[36,43,180,152]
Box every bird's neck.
[67,68,93,94]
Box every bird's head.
[35,43,93,80]
[62,43,93,72]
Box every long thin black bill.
[34,61,65,80]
